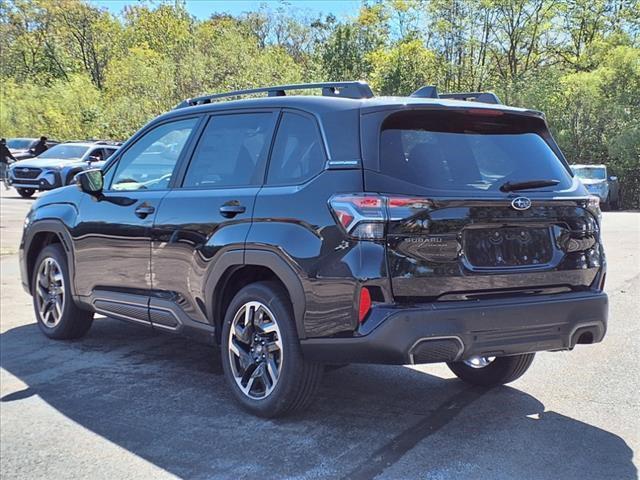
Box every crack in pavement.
[342,385,488,480]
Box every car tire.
[32,244,93,340]
[447,353,535,387]
[17,188,35,198]
[221,281,323,418]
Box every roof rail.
[438,92,501,105]
[176,81,374,109]
[410,86,502,105]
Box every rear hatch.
[361,107,603,301]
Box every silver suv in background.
[7,141,120,198]
[571,164,622,210]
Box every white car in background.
[571,164,622,210]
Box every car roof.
[156,94,540,123]
[55,143,95,148]
[56,142,119,148]
[572,164,606,168]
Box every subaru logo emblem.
[22,168,29,172]
[511,197,532,211]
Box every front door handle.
[219,204,246,218]
[134,203,155,219]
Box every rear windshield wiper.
[500,179,560,192]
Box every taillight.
[329,193,432,240]
[329,194,386,240]
[358,287,372,323]
[586,196,602,221]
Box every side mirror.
[76,169,103,195]
[87,155,100,163]
[609,176,617,181]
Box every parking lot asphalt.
[1,188,639,480]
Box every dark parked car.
[8,141,119,197]
[6,138,59,161]
[571,164,622,210]
[20,82,608,417]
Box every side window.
[267,112,325,185]
[182,113,273,188]
[109,118,198,191]
[87,148,103,161]
[104,148,117,160]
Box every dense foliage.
[1,0,638,206]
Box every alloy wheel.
[228,301,283,399]
[35,257,65,328]
[463,355,496,369]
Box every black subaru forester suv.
[20,82,608,417]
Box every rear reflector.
[358,287,372,323]
[335,210,354,229]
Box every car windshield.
[572,166,606,180]
[7,139,34,149]
[37,144,89,160]
[380,110,573,193]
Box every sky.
[91,0,362,19]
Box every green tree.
[320,4,389,81]
[51,0,123,89]
[1,0,70,82]
[368,40,440,95]
[0,74,101,139]
[103,45,175,138]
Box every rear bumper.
[300,291,608,365]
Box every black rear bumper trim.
[300,291,608,365]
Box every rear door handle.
[219,204,246,218]
[134,204,155,219]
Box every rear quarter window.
[266,112,326,185]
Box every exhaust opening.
[571,326,599,347]
[577,331,594,345]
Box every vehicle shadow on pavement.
[0,194,36,200]
[1,318,636,480]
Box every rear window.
[572,166,606,180]
[380,110,572,193]
[7,139,34,149]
